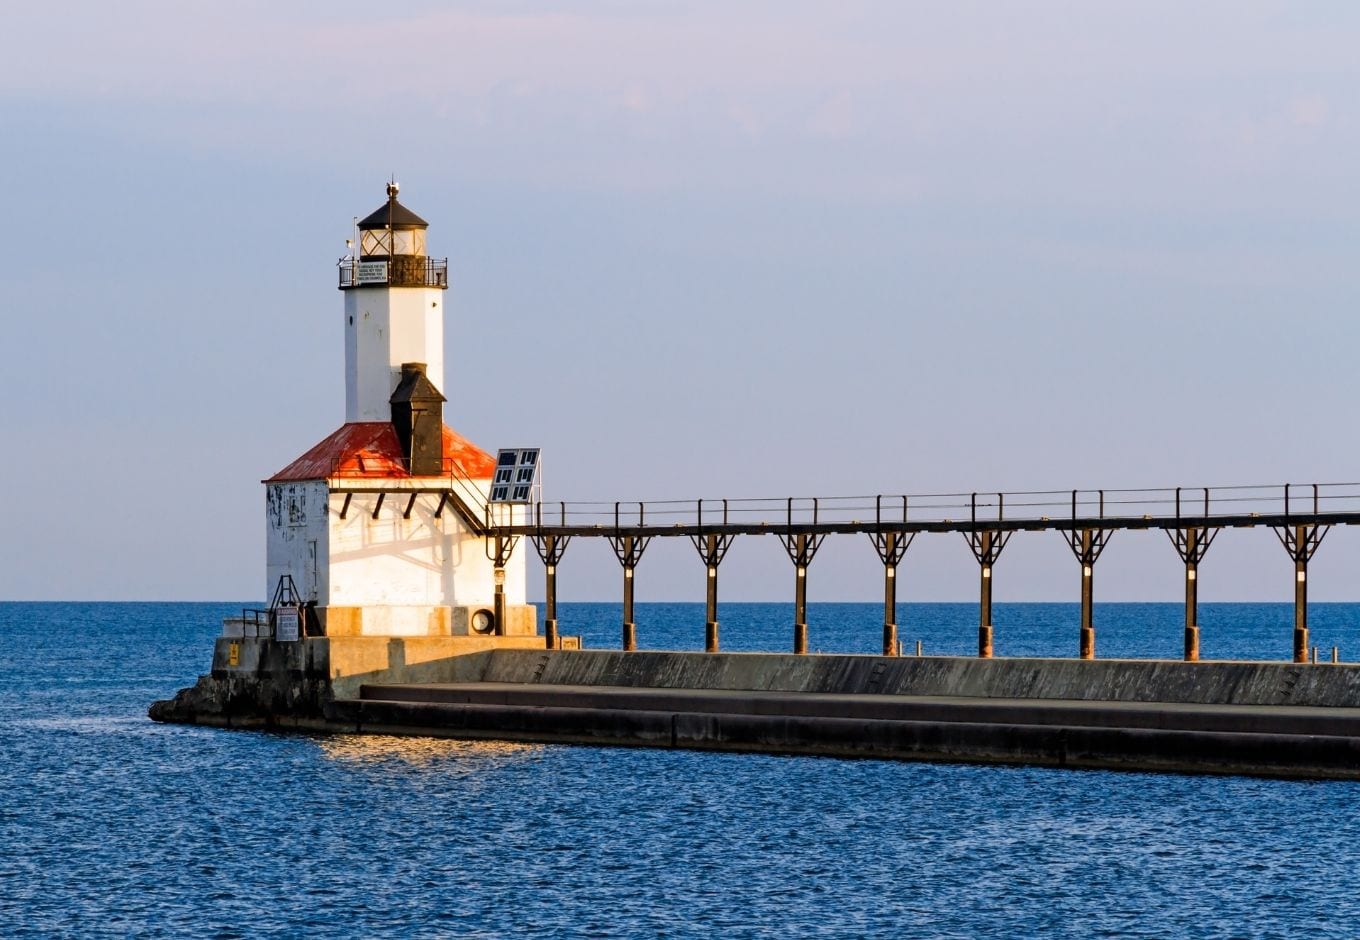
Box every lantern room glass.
[360,228,426,258]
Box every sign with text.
[356,261,388,285]
[275,608,300,642]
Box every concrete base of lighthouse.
[149,635,548,729]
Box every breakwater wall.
[452,648,1360,706]
[151,639,1360,778]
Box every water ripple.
[3,602,1359,937]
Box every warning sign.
[275,608,300,642]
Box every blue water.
[3,602,1360,938]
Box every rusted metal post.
[869,529,913,657]
[531,532,570,651]
[794,535,809,654]
[494,561,507,638]
[1079,529,1095,660]
[544,560,559,650]
[783,528,824,655]
[1274,520,1326,665]
[706,559,719,652]
[1294,525,1308,664]
[1062,518,1109,661]
[1168,522,1215,663]
[690,526,733,654]
[486,534,519,638]
[979,534,994,660]
[622,537,637,652]
[963,524,1009,659]
[1184,529,1199,662]
[608,533,649,653]
[884,563,898,657]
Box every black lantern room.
[342,182,448,289]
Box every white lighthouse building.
[256,184,535,640]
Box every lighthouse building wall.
[266,484,529,637]
[324,489,527,637]
[264,482,331,604]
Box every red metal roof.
[266,422,496,482]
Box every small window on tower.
[495,468,513,484]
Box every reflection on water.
[317,733,544,767]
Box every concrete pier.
[152,640,1360,779]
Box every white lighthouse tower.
[344,183,446,422]
[254,184,536,640]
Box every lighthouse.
[252,183,536,640]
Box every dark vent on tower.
[389,362,447,476]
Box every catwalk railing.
[308,473,1359,663]
[494,481,1360,664]
[509,482,1360,536]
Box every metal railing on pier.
[498,480,1360,665]
[513,482,1360,536]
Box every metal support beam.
[402,493,418,520]
[869,531,914,656]
[782,532,825,654]
[531,533,571,650]
[1062,528,1111,660]
[689,532,734,653]
[371,492,384,520]
[963,529,1011,658]
[1274,523,1329,664]
[1167,526,1218,661]
[486,534,520,637]
[608,535,651,651]
[433,491,448,519]
[338,493,352,520]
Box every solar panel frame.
[489,448,541,504]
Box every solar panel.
[489,448,541,503]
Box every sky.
[2,1,1359,603]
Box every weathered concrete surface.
[151,643,1360,777]
[357,683,1360,736]
[468,649,1360,707]
[334,696,1360,779]
[148,636,527,727]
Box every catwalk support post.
[690,521,735,653]
[608,533,651,652]
[1168,525,1216,662]
[869,529,915,656]
[486,534,520,637]
[531,532,571,650]
[783,531,825,654]
[1062,527,1111,660]
[964,496,1011,658]
[1275,519,1328,664]
[1061,492,1111,660]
